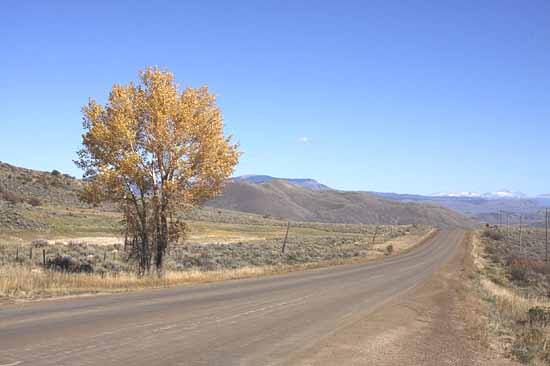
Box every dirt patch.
[373,228,437,255]
[45,236,124,246]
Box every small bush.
[483,228,503,241]
[46,255,93,273]
[51,169,61,176]
[509,257,529,283]
[31,239,49,248]
[512,327,549,364]
[27,198,42,207]
[1,190,21,204]
[49,179,63,188]
[385,244,394,255]
[528,306,550,327]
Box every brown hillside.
[0,162,82,207]
[0,162,474,229]
[207,180,475,228]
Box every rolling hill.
[207,180,475,228]
[0,162,474,229]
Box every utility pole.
[545,208,548,263]
[372,225,380,246]
[519,215,523,254]
[281,221,290,254]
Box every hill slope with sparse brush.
[0,162,474,229]
[0,162,82,207]
[207,180,475,228]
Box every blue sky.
[1,1,549,195]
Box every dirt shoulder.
[285,231,517,366]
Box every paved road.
[0,230,465,366]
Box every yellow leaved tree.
[76,67,240,275]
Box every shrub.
[1,190,21,204]
[512,327,549,364]
[483,228,503,241]
[528,306,550,327]
[102,259,121,273]
[51,169,61,176]
[31,239,49,247]
[46,255,93,273]
[508,257,550,276]
[385,244,394,255]
[49,179,63,188]
[508,257,530,283]
[27,198,42,207]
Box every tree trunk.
[155,204,169,274]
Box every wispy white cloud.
[299,136,309,143]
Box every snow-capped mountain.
[432,192,482,198]
[431,190,527,200]
[485,190,527,199]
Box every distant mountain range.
[232,175,549,225]
[431,190,530,200]
[370,192,550,225]
[0,162,543,229]
[208,180,474,228]
[232,175,331,191]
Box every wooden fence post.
[29,247,33,260]
[281,222,290,254]
[42,249,46,266]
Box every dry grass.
[457,232,491,350]
[481,278,549,324]
[0,230,433,302]
[0,258,358,301]
[473,232,550,365]
[0,265,273,299]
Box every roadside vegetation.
[0,160,432,302]
[474,226,550,365]
[0,214,430,300]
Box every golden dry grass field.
[0,202,432,301]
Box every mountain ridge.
[230,175,549,225]
[232,175,331,190]
[432,189,528,199]
[207,180,475,228]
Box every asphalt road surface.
[1,230,467,366]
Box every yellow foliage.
[76,67,240,272]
